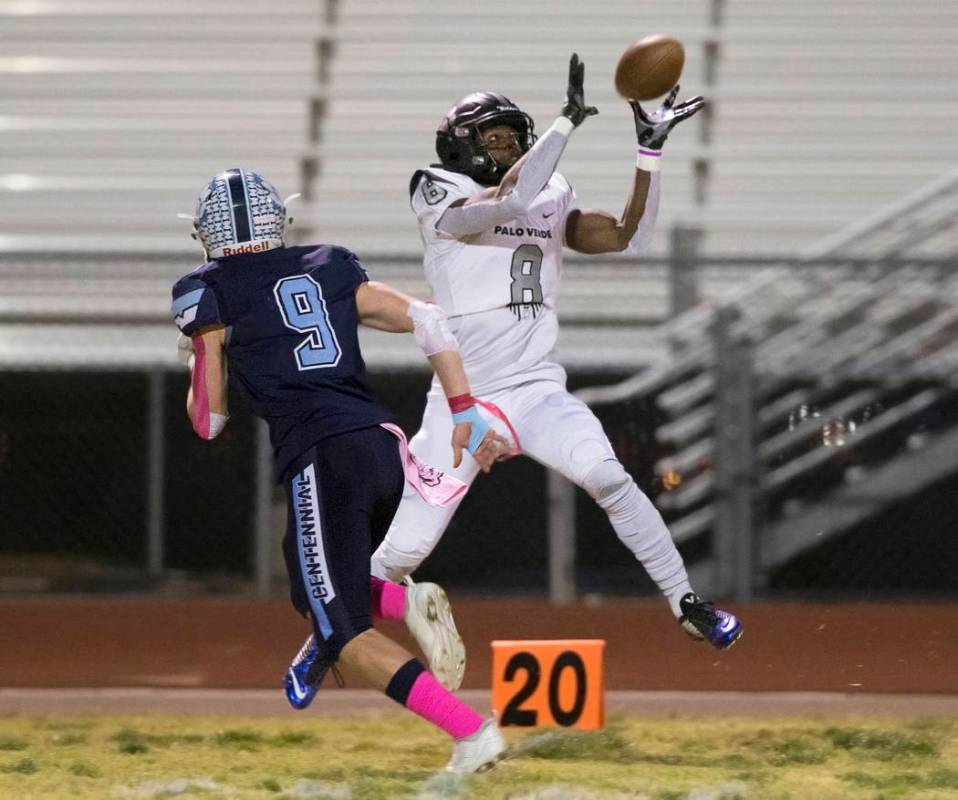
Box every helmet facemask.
[436,94,537,186]
[475,123,528,173]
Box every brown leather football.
[614,35,685,101]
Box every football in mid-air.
[614,35,685,101]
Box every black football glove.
[561,52,598,128]
[630,85,705,150]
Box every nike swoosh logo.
[543,211,555,219]
[287,669,309,701]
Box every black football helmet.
[435,92,537,186]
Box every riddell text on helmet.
[222,240,272,256]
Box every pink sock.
[406,672,483,740]
[369,576,406,621]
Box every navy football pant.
[282,426,404,661]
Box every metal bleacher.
[705,0,958,253]
[293,0,724,368]
[308,0,715,257]
[309,0,958,259]
[554,1,958,595]
[0,0,325,254]
[0,0,327,367]
[1,1,956,602]
[0,0,722,371]
[577,170,958,596]
[1,0,955,379]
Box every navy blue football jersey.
[171,244,392,477]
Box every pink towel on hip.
[381,423,467,507]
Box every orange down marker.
[491,639,605,730]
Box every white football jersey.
[410,166,577,392]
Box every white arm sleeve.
[436,117,574,238]
[408,300,458,356]
[625,171,661,255]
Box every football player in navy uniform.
[171,169,506,773]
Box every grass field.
[0,713,956,799]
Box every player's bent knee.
[370,540,429,583]
[582,458,633,505]
[369,550,402,583]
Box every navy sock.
[384,658,426,705]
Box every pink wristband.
[448,394,477,413]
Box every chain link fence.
[0,369,258,591]
[1,255,956,600]
[585,375,958,600]
[575,258,958,601]
[0,365,623,595]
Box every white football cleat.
[446,717,506,773]
[404,577,466,691]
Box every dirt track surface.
[2,689,957,718]
[3,597,956,695]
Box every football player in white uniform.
[369,54,742,686]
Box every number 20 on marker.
[491,640,605,730]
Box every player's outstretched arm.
[355,282,508,471]
[565,86,704,255]
[436,53,597,239]
[182,325,229,440]
[564,171,652,254]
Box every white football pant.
[370,379,693,617]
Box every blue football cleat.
[679,593,743,650]
[283,634,331,710]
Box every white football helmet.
[190,168,293,259]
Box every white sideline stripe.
[1,689,956,718]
